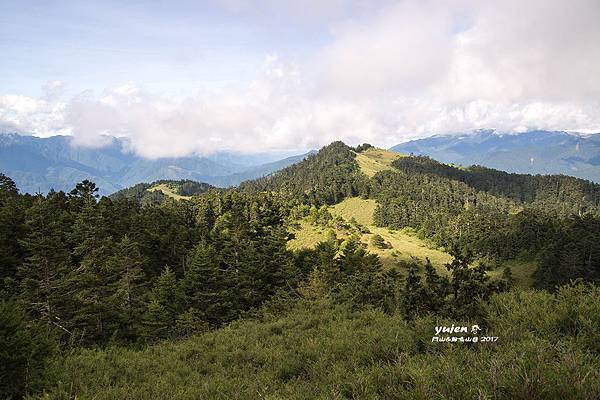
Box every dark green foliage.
[443,249,509,319]
[333,268,401,314]
[391,155,600,212]
[0,174,28,299]
[0,301,57,399]
[535,215,600,290]
[40,284,600,400]
[240,141,370,205]
[372,167,518,257]
[398,253,509,321]
[18,193,74,332]
[354,143,374,152]
[400,258,452,319]
[372,155,600,287]
[298,238,509,321]
[181,241,236,326]
[110,179,214,204]
[0,175,301,345]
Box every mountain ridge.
[0,133,313,195]
[390,130,600,183]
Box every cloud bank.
[2,0,600,157]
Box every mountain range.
[0,133,312,195]
[391,130,600,183]
[3,130,600,196]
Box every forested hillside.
[240,141,371,204]
[110,179,215,204]
[241,141,600,289]
[1,141,599,399]
[0,133,312,195]
[391,130,600,183]
[372,155,600,288]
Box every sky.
[1,0,600,157]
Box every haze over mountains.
[391,130,600,183]
[0,133,312,195]
[3,130,600,196]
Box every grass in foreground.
[41,285,600,399]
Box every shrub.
[370,234,390,249]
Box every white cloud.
[0,94,69,136]
[317,1,456,95]
[61,58,388,157]
[442,0,600,102]
[1,0,600,155]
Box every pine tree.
[140,300,171,340]
[18,195,73,335]
[336,237,381,277]
[105,235,146,340]
[422,258,449,313]
[0,301,57,399]
[143,266,183,338]
[401,260,425,320]
[67,236,115,343]
[0,174,26,298]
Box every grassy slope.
[147,183,191,200]
[353,148,537,287]
[42,286,600,399]
[354,147,404,177]
[341,198,535,287]
[289,196,536,287]
[331,197,452,270]
[287,220,330,251]
[287,197,452,273]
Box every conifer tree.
[0,301,57,399]
[0,174,25,298]
[182,241,231,325]
[143,266,183,338]
[105,235,146,340]
[18,195,73,334]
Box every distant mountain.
[0,133,312,195]
[211,151,318,187]
[390,130,600,183]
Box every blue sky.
[0,0,329,96]
[1,0,599,157]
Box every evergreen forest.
[1,142,599,399]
